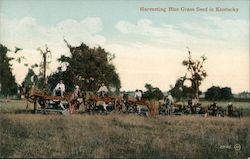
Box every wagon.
[25,87,80,115]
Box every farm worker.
[167,93,174,106]
[166,93,174,112]
[54,80,65,97]
[97,83,108,97]
[69,85,81,114]
[139,90,143,97]
[135,89,142,101]
[73,85,81,99]
[227,102,233,117]
[211,102,218,116]
[192,98,198,106]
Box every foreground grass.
[0,114,249,158]
[0,100,27,113]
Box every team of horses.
[23,87,161,116]
[23,87,242,117]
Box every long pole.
[43,53,46,86]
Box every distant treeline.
[199,97,250,103]
[233,98,250,103]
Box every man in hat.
[165,93,174,114]
[54,80,65,97]
[97,83,108,97]
[134,89,142,101]
[70,85,82,114]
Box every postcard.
[0,0,249,158]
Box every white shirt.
[55,83,65,92]
[192,98,198,106]
[98,86,108,93]
[167,94,174,103]
[135,91,142,98]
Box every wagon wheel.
[90,100,99,114]
[126,102,137,113]
[85,100,96,113]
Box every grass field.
[0,100,250,158]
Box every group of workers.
[54,80,175,106]
[53,80,109,114]
[134,90,143,101]
[53,80,108,98]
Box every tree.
[182,48,207,100]
[238,91,250,99]
[204,86,221,101]
[0,44,18,96]
[220,87,233,100]
[53,39,121,93]
[169,76,193,101]
[205,86,233,101]
[36,45,51,88]
[22,68,38,89]
[20,45,52,90]
[143,83,164,100]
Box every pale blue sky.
[0,0,249,93]
[1,0,248,36]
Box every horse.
[83,91,125,114]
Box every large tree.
[0,44,18,96]
[52,39,121,93]
[21,45,52,90]
[36,45,51,88]
[182,48,207,100]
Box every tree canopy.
[50,40,121,93]
[205,86,233,101]
[0,44,18,96]
[169,76,194,101]
[22,68,38,89]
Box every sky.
[0,0,249,93]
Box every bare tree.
[182,47,207,100]
[37,45,51,87]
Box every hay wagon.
[25,87,79,115]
